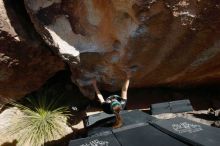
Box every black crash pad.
[87,110,156,137]
[69,133,121,146]
[84,112,115,128]
[150,102,170,115]
[121,110,156,125]
[151,99,193,115]
[113,123,188,146]
[70,123,189,146]
[170,100,193,113]
[85,110,156,128]
[87,126,113,137]
[151,117,220,146]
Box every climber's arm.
[92,80,105,103]
[121,78,130,100]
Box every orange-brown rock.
[24,0,220,97]
[0,0,64,101]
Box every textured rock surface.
[0,0,64,101]
[24,0,220,97]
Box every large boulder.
[24,0,220,97]
[0,0,64,101]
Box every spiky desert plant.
[6,94,71,146]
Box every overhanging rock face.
[0,0,64,101]
[24,0,220,97]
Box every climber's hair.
[112,105,123,128]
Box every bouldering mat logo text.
[80,139,109,146]
[172,122,203,133]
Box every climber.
[92,77,130,128]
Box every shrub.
[6,93,70,146]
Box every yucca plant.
[6,91,71,146]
